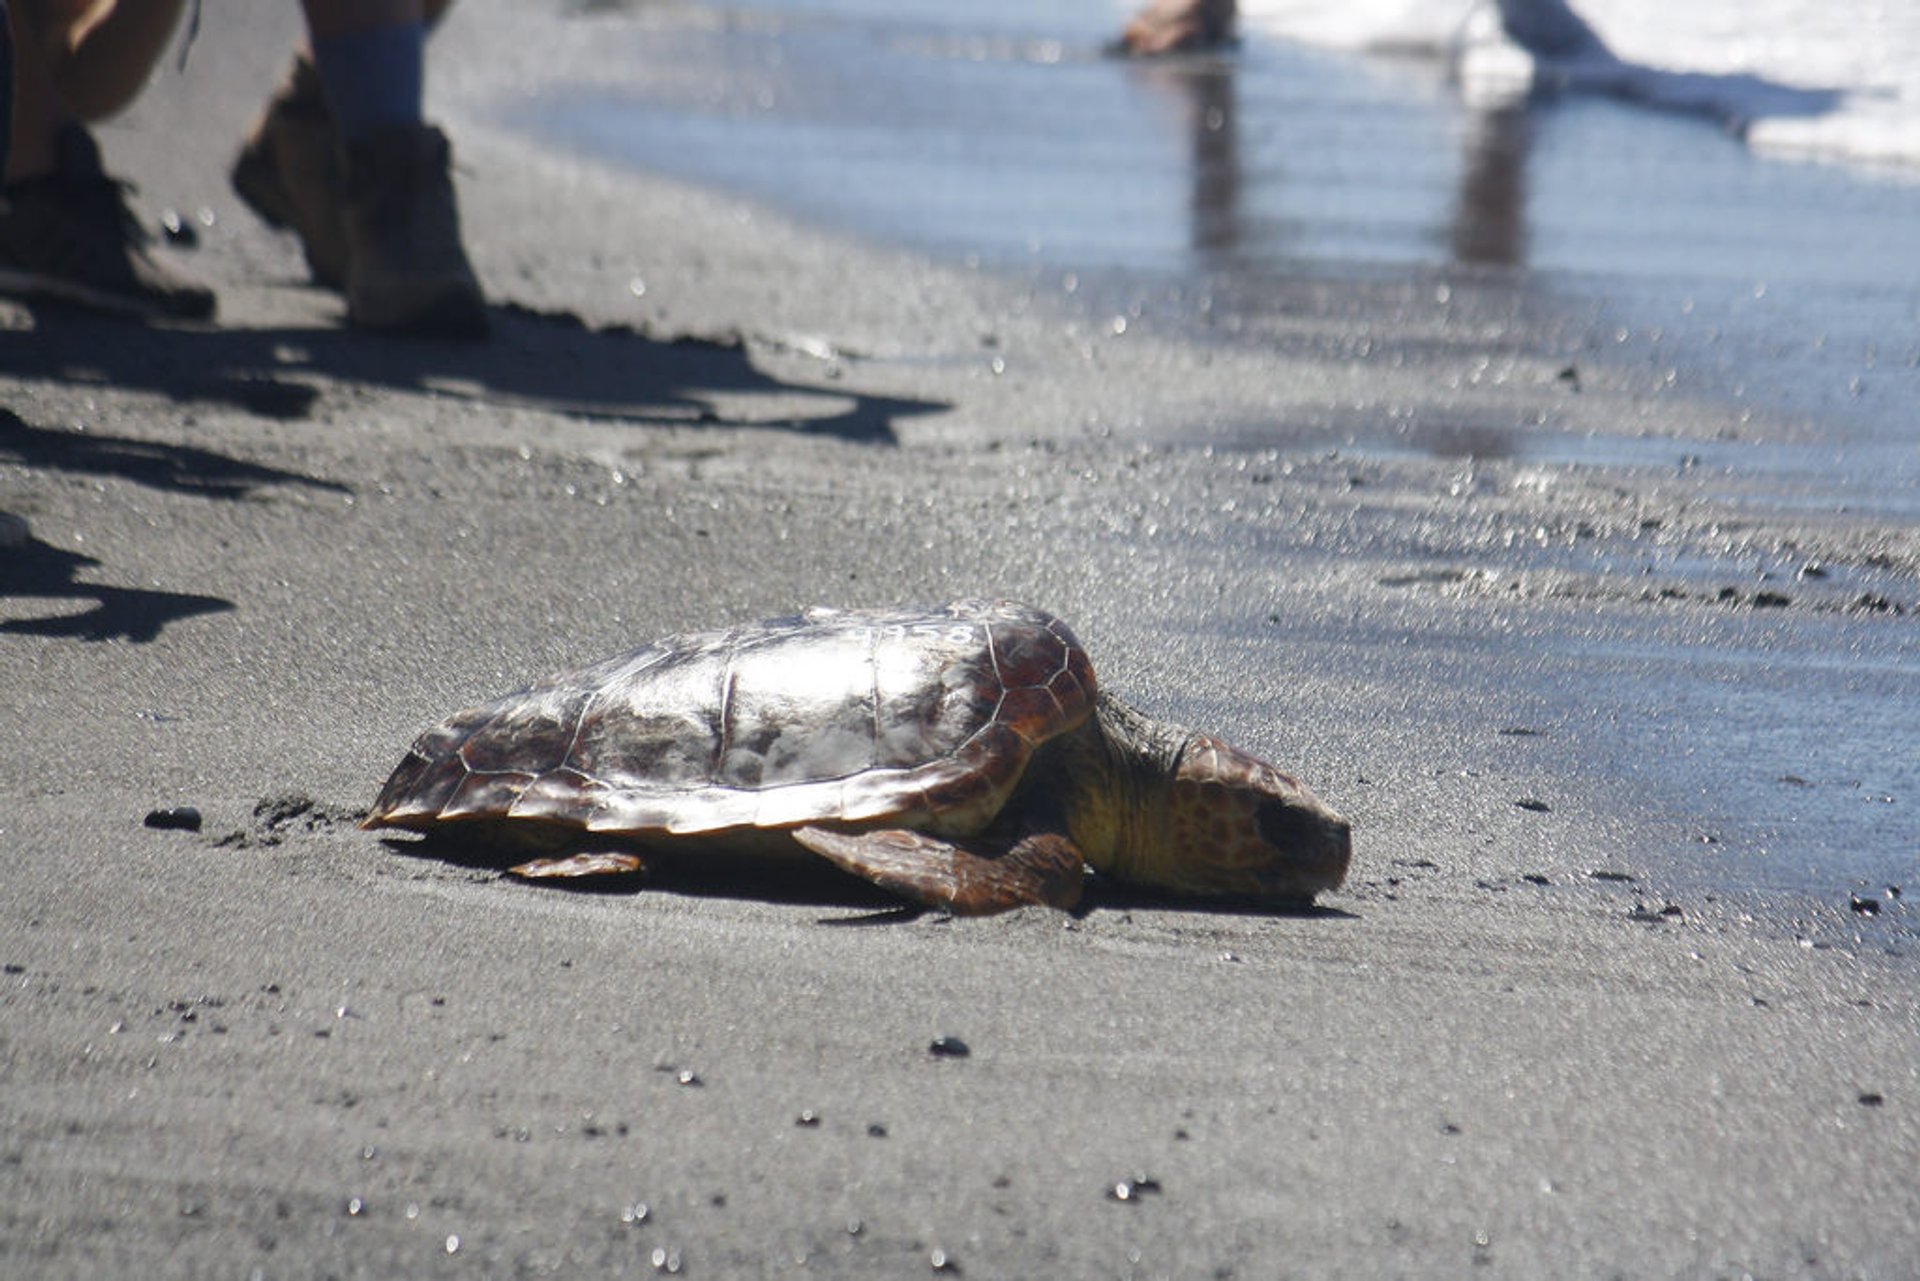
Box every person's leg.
[0,0,213,317]
[35,0,184,122]
[238,0,482,335]
[1,0,13,180]
[5,0,71,179]
[1118,0,1235,56]
[232,0,456,288]
[301,0,424,142]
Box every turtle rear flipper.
[793,824,1085,915]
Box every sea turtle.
[363,600,1350,915]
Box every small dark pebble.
[867,1123,888,1138]
[1556,364,1581,390]
[1513,798,1552,813]
[1752,591,1791,609]
[1849,895,1881,916]
[795,1110,820,1128]
[1498,726,1545,737]
[928,1035,970,1059]
[144,806,203,832]
[1859,1092,1885,1107]
[1588,870,1636,883]
[1521,873,1551,886]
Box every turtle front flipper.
[508,851,648,880]
[792,824,1085,915]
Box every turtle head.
[1150,734,1351,903]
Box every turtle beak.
[1253,803,1352,898]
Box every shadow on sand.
[5,299,945,444]
[380,829,1355,924]
[3,295,946,639]
[0,406,306,642]
[0,532,234,642]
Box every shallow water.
[513,1,1920,488]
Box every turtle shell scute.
[365,601,1100,840]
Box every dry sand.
[3,1,1917,1276]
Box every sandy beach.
[4,1,1918,1275]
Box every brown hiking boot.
[231,55,352,289]
[0,125,216,321]
[340,122,487,337]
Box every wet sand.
[3,0,1918,1275]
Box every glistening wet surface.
[514,1,1920,501]
[506,0,1919,928]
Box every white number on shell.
[853,624,977,645]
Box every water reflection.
[1132,59,1244,257]
[1451,104,1530,266]
[523,2,1892,293]
[1137,51,1534,271]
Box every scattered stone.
[1752,591,1791,609]
[1521,873,1551,886]
[866,1123,888,1138]
[1588,870,1636,883]
[1513,798,1552,813]
[928,1035,970,1058]
[1849,894,1882,916]
[1859,1092,1885,1107]
[144,806,203,832]
[795,1110,820,1127]
[1107,1175,1163,1202]
[160,208,199,247]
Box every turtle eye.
[1257,799,1320,851]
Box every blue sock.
[310,21,426,142]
